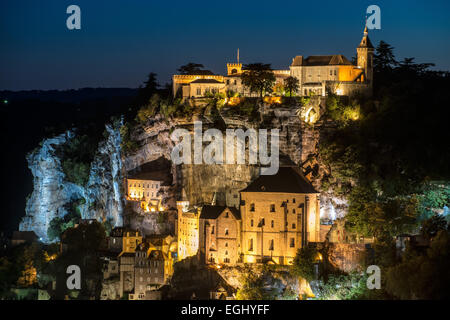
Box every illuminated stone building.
[239,167,320,265]
[290,26,374,96]
[198,205,241,265]
[175,168,322,266]
[176,201,201,260]
[172,61,289,100]
[172,25,373,99]
[126,171,165,212]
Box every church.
[172,25,374,99]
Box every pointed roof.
[241,167,319,194]
[200,205,241,220]
[358,26,374,49]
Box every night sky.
[1,0,450,90]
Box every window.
[334,70,337,76]
[292,223,296,229]
[270,204,275,212]
[330,70,332,76]
[250,203,255,212]
[225,228,229,236]
[226,79,230,85]
[225,242,228,247]
[271,220,274,228]
[224,258,230,263]
[250,219,254,227]
[290,238,295,248]
[293,198,296,203]
[249,238,254,251]
[225,212,229,218]
[269,239,274,251]
[225,250,228,255]
[211,226,215,234]
[234,80,237,85]
[293,209,295,213]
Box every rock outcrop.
[20,122,124,242]
[20,131,85,241]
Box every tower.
[227,48,243,75]
[357,25,374,84]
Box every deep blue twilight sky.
[1,0,450,90]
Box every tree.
[284,76,299,97]
[241,63,276,101]
[373,40,397,72]
[385,230,450,299]
[291,245,319,281]
[177,63,213,75]
[135,73,160,107]
[421,214,448,240]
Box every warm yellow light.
[151,208,156,212]
[336,89,343,95]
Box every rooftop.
[241,167,319,194]
[291,54,353,67]
[200,205,241,220]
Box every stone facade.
[199,206,241,265]
[176,167,321,266]
[176,201,200,260]
[172,26,373,100]
[240,167,320,265]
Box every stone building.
[111,228,142,254]
[175,167,322,266]
[290,26,374,96]
[133,244,167,298]
[126,170,165,213]
[239,167,320,265]
[176,201,201,261]
[172,25,373,100]
[198,205,241,265]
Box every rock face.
[20,122,124,242]
[327,243,367,273]
[126,105,346,218]
[80,123,124,226]
[20,131,85,241]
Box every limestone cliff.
[20,122,124,242]
[20,131,85,241]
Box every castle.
[172,25,374,100]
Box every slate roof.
[241,167,319,194]
[200,205,241,220]
[291,54,352,66]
